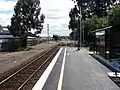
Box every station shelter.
[91,26,120,59]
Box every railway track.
[0,45,61,90]
[109,77,120,87]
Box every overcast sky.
[0,0,74,36]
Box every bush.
[17,46,32,51]
[24,46,32,51]
[83,42,89,47]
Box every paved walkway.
[63,47,119,90]
[41,47,119,90]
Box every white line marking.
[108,72,120,77]
[57,48,67,90]
[32,47,63,90]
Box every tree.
[84,16,108,42]
[69,0,119,43]
[108,5,120,29]
[85,16,107,31]
[68,5,79,31]
[69,31,78,40]
[68,5,80,41]
[53,35,60,42]
[7,0,45,48]
[68,4,108,42]
[72,0,119,18]
[60,36,70,40]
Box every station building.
[90,26,120,59]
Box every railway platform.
[33,47,120,90]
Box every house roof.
[0,25,37,38]
[0,35,20,39]
[0,26,10,35]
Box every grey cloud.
[61,24,67,28]
[46,15,67,20]
[51,31,71,36]
[50,25,58,29]
[51,30,69,32]
[43,9,68,20]
[43,12,55,17]
[40,0,74,36]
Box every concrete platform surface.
[62,47,119,90]
[34,47,120,90]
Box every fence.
[0,38,22,51]
[0,37,43,51]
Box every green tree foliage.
[84,16,107,41]
[85,16,107,32]
[69,0,118,42]
[68,5,79,31]
[7,0,45,47]
[53,35,60,42]
[69,5,107,42]
[72,0,119,18]
[68,5,80,41]
[69,31,78,40]
[60,36,70,40]
[108,5,120,29]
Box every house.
[0,25,21,51]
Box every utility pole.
[80,6,82,49]
[83,21,84,45]
[47,24,49,43]
[74,29,76,46]
[78,6,82,50]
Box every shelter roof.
[92,26,112,33]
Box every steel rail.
[0,46,58,85]
[17,47,60,90]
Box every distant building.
[40,36,52,41]
[0,25,21,51]
[0,25,47,50]
[0,25,10,35]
